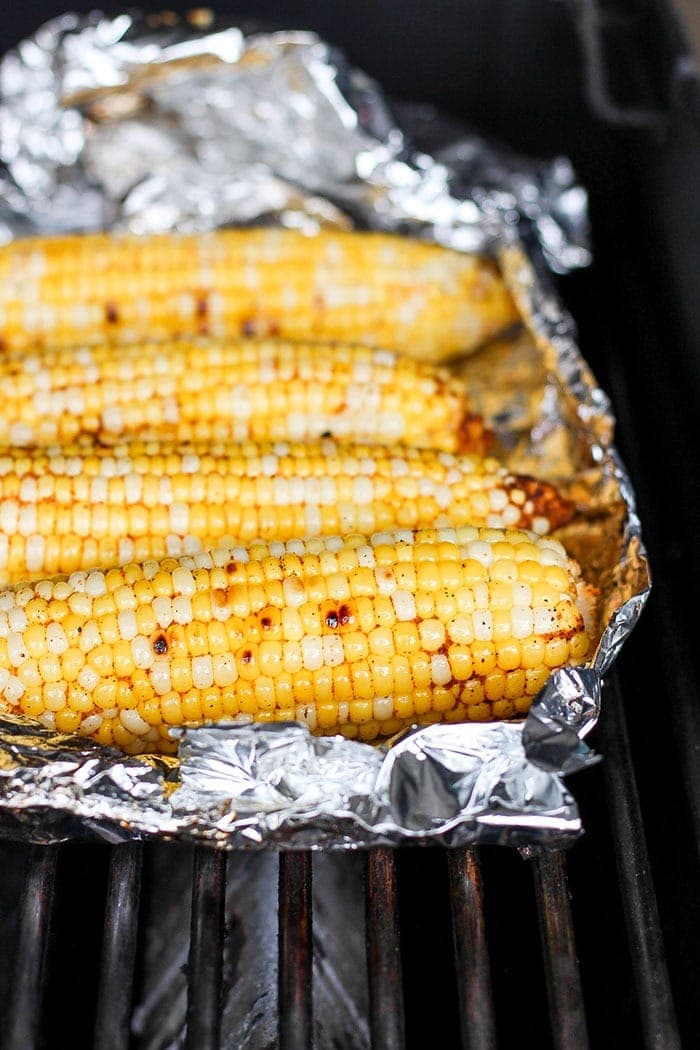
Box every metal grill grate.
[0,673,688,1050]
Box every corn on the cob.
[0,440,572,585]
[0,339,488,453]
[0,228,518,360]
[0,526,592,755]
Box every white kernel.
[9,423,35,446]
[68,571,88,593]
[172,595,193,625]
[511,607,534,639]
[0,500,19,533]
[261,454,278,476]
[153,597,173,629]
[53,581,71,602]
[90,476,108,503]
[78,621,101,653]
[19,476,37,501]
[391,590,416,621]
[4,675,25,703]
[101,405,123,433]
[356,545,376,568]
[353,476,373,504]
[502,505,521,527]
[375,567,396,595]
[304,504,322,536]
[124,473,143,503]
[7,632,26,666]
[534,608,558,635]
[473,611,493,641]
[131,636,154,670]
[489,488,508,511]
[169,503,190,534]
[0,668,8,690]
[322,635,344,667]
[78,665,99,691]
[85,572,107,597]
[431,653,452,686]
[118,610,138,641]
[466,540,493,567]
[373,697,394,721]
[8,607,28,632]
[120,708,150,736]
[283,576,306,608]
[319,477,337,504]
[390,457,410,477]
[301,636,323,671]
[150,662,172,695]
[46,623,68,654]
[118,538,134,564]
[213,652,237,687]
[80,714,103,734]
[172,567,196,596]
[192,654,214,689]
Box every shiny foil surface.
[0,10,649,849]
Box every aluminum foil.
[0,10,649,850]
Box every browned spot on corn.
[105,302,119,324]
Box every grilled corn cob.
[0,526,592,754]
[0,228,518,360]
[0,339,488,453]
[0,440,572,585]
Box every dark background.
[1,3,698,1047]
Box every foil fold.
[0,10,649,849]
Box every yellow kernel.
[413,689,433,715]
[525,667,550,696]
[545,637,570,667]
[569,631,590,661]
[24,624,47,659]
[432,687,456,712]
[349,699,373,724]
[350,661,373,699]
[461,680,484,705]
[201,688,224,720]
[368,626,393,656]
[61,647,85,681]
[161,692,183,725]
[492,699,515,719]
[418,619,446,652]
[68,686,93,713]
[55,708,81,733]
[39,655,62,683]
[20,690,45,719]
[93,678,118,709]
[291,671,314,704]
[521,636,546,669]
[466,702,491,721]
[497,642,522,671]
[45,683,68,711]
[395,695,415,719]
[410,654,432,689]
[358,721,380,741]
[484,670,506,701]
[317,702,340,729]
[448,646,473,680]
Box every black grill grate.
[0,672,688,1050]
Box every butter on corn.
[0,526,592,755]
[0,339,489,453]
[0,440,572,585]
[0,228,518,360]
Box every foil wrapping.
[0,10,649,850]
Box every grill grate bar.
[278,851,313,1050]
[184,847,227,1050]
[2,844,57,1050]
[599,673,682,1050]
[93,843,144,1050]
[532,850,590,1050]
[448,847,496,1050]
[365,847,406,1050]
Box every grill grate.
[0,672,688,1050]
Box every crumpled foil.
[0,10,649,850]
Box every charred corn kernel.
[0,228,517,359]
[0,338,488,455]
[0,526,592,752]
